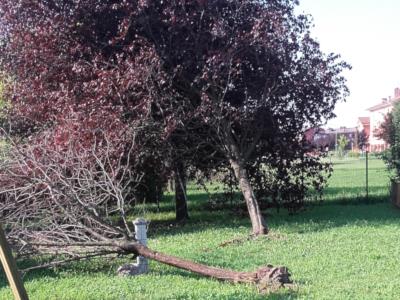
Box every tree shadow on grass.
[321,185,390,205]
[0,261,59,290]
[0,266,9,290]
[0,254,141,292]
[143,191,251,238]
[134,189,228,215]
[269,203,400,235]
[145,186,399,238]
[147,209,252,239]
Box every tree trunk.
[175,162,189,222]
[118,241,291,290]
[229,159,268,235]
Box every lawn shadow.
[0,260,59,290]
[143,190,252,238]
[0,266,8,290]
[143,185,397,238]
[115,171,395,238]
[0,254,134,288]
[269,201,400,234]
[320,185,390,205]
[147,209,253,239]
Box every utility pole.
[335,131,338,154]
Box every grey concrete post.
[116,218,149,276]
[133,218,149,274]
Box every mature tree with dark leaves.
[130,0,349,234]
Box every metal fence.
[323,151,391,204]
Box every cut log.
[117,241,291,290]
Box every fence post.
[0,224,29,300]
[366,150,369,201]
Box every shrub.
[337,135,349,158]
[379,102,400,179]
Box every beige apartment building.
[359,87,400,152]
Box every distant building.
[306,127,358,151]
[327,127,358,151]
[364,87,400,152]
[304,127,333,150]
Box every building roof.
[367,97,400,112]
[358,117,370,124]
[325,127,358,134]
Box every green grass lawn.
[1,158,399,299]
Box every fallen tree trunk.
[27,239,291,292]
[117,241,292,290]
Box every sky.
[296,0,400,128]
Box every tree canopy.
[0,0,349,235]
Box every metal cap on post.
[133,218,148,247]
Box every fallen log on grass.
[30,239,292,292]
[117,241,292,292]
